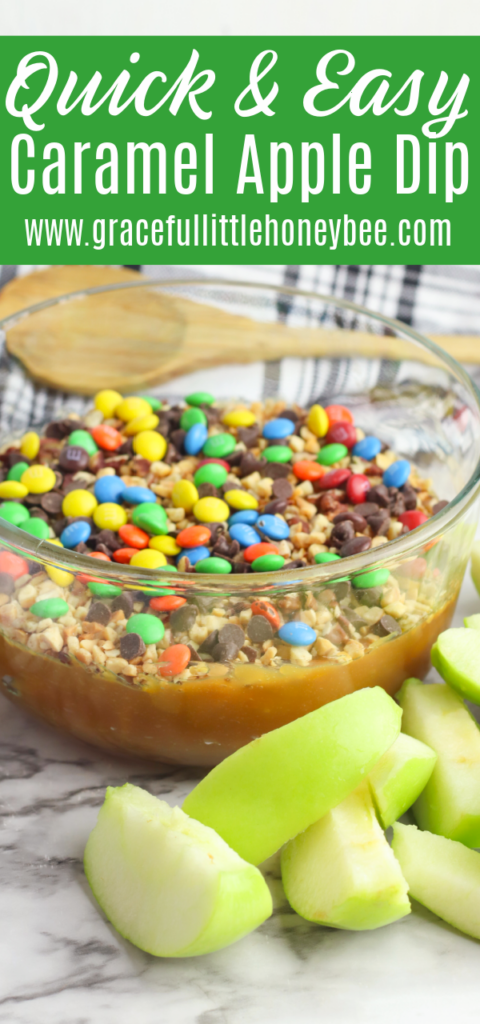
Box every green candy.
[186,391,215,407]
[140,396,162,411]
[352,569,390,589]
[126,613,165,645]
[193,463,228,488]
[88,583,123,598]
[263,446,292,464]
[0,502,30,526]
[180,407,208,431]
[195,557,232,575]
[30,597,69,619]
[202,433,236,459]
[132,502,168,535]
[69,429,98,456]
[22,518,50,540]
[251,554,285,572]
[315,552,341,564]
[7,462,29,482]
[317,443,348,466]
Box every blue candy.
[352,436,382,460]
[229,523,261,547]
[263,418,295,440]
[382,459,411,489]
[256,514,290,541]
[185,422,208,456]
[176,545,210,566]
[228,510,259,527]
[277,622,317,647]
[94,475,126,504]
[122,486,157,505]
[60,520,91,549]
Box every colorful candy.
[326,421,357,449]
[91,424,123,450]
[132,430,167,462]
[158,644,191,676]
[346,474,371,505]
[256,514,290,541]
[118,524,149,548]
[62,489,98,517]
[21,465,56,493]
[251,553,285,572]
[149,535,181,556]
[115,397,152,422]
[172,480,199,512]
[317,443,348,466]
[20,431,40,460]
[194,463,228,488]
[30,597,69,619]
[132,503,168,535]
[185,423,208,455]
[61,521,92,548]
[68,429,98,456]
[352,436,382,460]
[94,389,123,417]
[306,404,329,437]
[94,476,126,504]
[186,391,215,406]
[224,490,258,511]
[130,549,167,569]
[195,557,232,574]
[223,408,256,428]
[229,523,261,547]
[244,542,278,563]
[7,461,29,482]
[124,414,160,436]
[0,481,28,499]
[202,433,236,458]
[177,525,211,548]
[383,460,411,488]
[123,486,156,505]
[293,461,326,482]
[126,613,165,644]
[93,503,128,531]
[228,510,259,527]
[398,510,429,531]
[181,407,207,431]
[193,497,230,523]
[22,518,50,540]
[263,446,292,463]
[177,545,210,566]
[277,622,316,646]
[0,502,30,526]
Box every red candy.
[250,599,281,631]
[113,547,137,564]
[158,644,191,677]
[398,510,429,531]
[325,404,354,426]
[91,424,124,451]
[118,524,149,549]
[177,525,211,548]
[0,551,29,579]
[150,596,186,612]
[326,421,357,448]
[317,468,351,490]
[293,461,327,482]
[244,542,278,564]
[346,473,370,505]
[195,458,231,471]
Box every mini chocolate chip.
[95,529,124,551]
[333,511,368,531]
[94,543,113,557]
[7,450,31,468]
[272,478,293,500]
[212,640,239,663]
[283,559,307,569]
[239,452,265,477]
[120,632,146,660]
[221,480,242,493]
[353,586,383,607]
[390,495,406,517]
[111,592,134,616]
[247,615,274,643]
[198,482,221,499]
[241,645,257,663]
[170,603,197,634]
[170,428,186,452]
[330,521,355,548]
[225,450,243,467]
[198,630,220,655]
[116,438,134,456]
[332,580,351,601]
[0,572,14,595]
[324,624,349,647]
[367,513,391,536]
[86,601,111,626]
[212,536,230,556]
[371,614,402,637]
[75,542,90,553]
[281,409,298,423]
[237,424,260,448]
[400,483,418,510]
[354,502,380,518]
[339,536,372,557]
[432,500,448,515]
[59,445,90,472]
[263,498,288,515]
[341,607,367,628]
[262,461,291,479]
[233,562,253,573]
[40,492,63,515]
[366,485,389,508]
[24,493,44,506]
[164,443,181,464]
[30,508,49,522]
[186,644,201,662]
[217,623,245,647]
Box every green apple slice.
[368,732,437,829]
[281,782,410,930]
[431,627,480,703]
[398,678,480,847]
[183,687,401,865]
[392,823,480,940]
[464,613,480,630]
[84,784,272,957]
[470,540,480,597]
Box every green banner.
[0,36,477,263]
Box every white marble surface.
[1,572,480,1024]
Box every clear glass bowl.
[0,278,479,766]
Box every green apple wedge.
[392,823,480,940]
[183,687,401,865]
[464,613,480,630]
[84,784,272,957]
[367,732,437,830]
[398,678,480,847]
[281,782,410,930]
[470,539,480,597]
[431,627,480,703]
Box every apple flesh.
[281,782,410,930]
[368,732,437,829]
[183,687,401,865]
[431,627,480,704]
[84,784,272,957]
[392,823,480,940]
[398,678,480,847]
[464,613,480,630]
[470,540,480,598]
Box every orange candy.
[158,644,191,677]
[91,424,124,451]
[89,551,111,561]
[0,551,29,579]
[118,524,149,549]
[243,542,279,564]
[293,460,327,482]
[150,596,187,612]
[324,404,354,426]
[176,524,211,548]
[113,547,137,564]
[250,599,281,631]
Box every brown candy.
[339,536,372,557]
[59,446,90,472]
[86,602,111,626]
[247,615,274,643]
[120,632,146,660]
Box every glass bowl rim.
[0,275,479,591]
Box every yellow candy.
[223,489,259,511]
[21,464,56,494]
[193,496,230,523]
[115,396,152,422]
[307,404,329,438]
[171,480,199,512]
[149,535,181,556]
[62,489,98,517]
[93,503,128,531]
[130,549,167,569]
[223,408,257,428]
[94,389,123,418]
[124,414,160,436]
[20,431,40,459]
[132,430,167,462]
[0,481,28,499]
[46,539,74,587]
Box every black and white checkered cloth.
[0,263,479,434]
